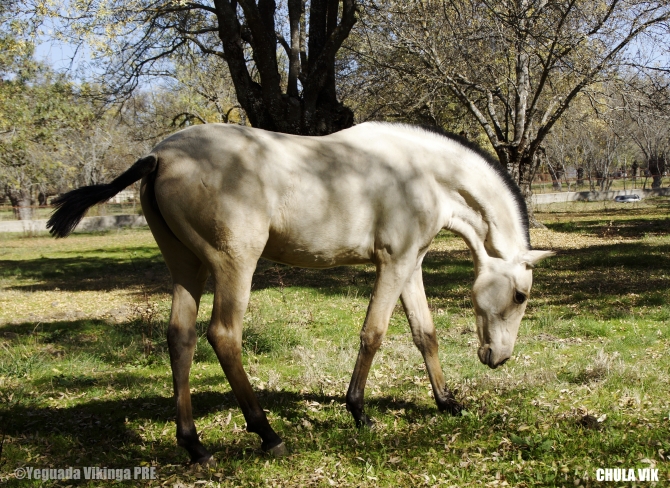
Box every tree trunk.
[7,188,34,220]
[214,0,356,136]
[497,148,546,230]
[221,71,354,135]
[518,155,547,229]
[649,155,665,189]
[548,164,562,192]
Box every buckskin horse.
[48,122,553,463]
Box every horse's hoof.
[266,442,288,457]
[203,455,217,466]
[355,414,374,429]
[438,400,464,416]
[193,454,216,466]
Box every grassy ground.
[0,199,669,487]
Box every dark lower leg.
[143,189,211,463]
[220,355,283,450]
[413,329,463,414]
[346,261,410,428]
[169,329,212,462]
[423,350,463,415]
[168,284,211,463]
[346,344,378,428]
[207,295,283,452]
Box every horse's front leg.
[207,260,286,456]
[346,258,415,427]
[400,264,462,414]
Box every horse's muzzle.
[478,345,509,369]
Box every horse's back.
[148,124,443,268]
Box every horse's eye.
[514,291,527,304]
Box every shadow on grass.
[0,249,171,293]
[0,246,475,299]
[0,319,172,377]
[2,230,669,316]
[532,241,670,313]
[0,388,446,464]
[251,252,473,297]
[0,318,101,336]
[544,216,670,238]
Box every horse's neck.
[439,165,527,269]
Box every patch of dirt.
[106,306,132,323]
[530,228,625,250]
[41,344,65,358]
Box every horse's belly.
[262,229,373,268]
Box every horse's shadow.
[1,388,442,465]
[1,248,474,299]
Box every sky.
[30,14,94,78]
[34,37,89,75]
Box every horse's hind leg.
[141,181,212,463]
[207,256,285,456]
[167,259,211,463]
[400,263,462,414]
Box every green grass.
[1,201,669,486]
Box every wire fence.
[0,202,141,222]
[531,173,668,194]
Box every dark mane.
[415,124,531,249]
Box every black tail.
[47,155,158,238]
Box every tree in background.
[167,53,245,128]
[1,23,246,220]
[543,82,644,194]
[9,0,669,224]
[355,0,670,226]
[26,0,359,136]
[0,35,96,219]
[622,77,669,189]
[339,24,480,135]
[0,7,152,219]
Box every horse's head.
[471,250,554,369]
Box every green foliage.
[0,26,32,79]
[0,30,96,204]
[0,17,153,213]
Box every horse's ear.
[518,250,555,268]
